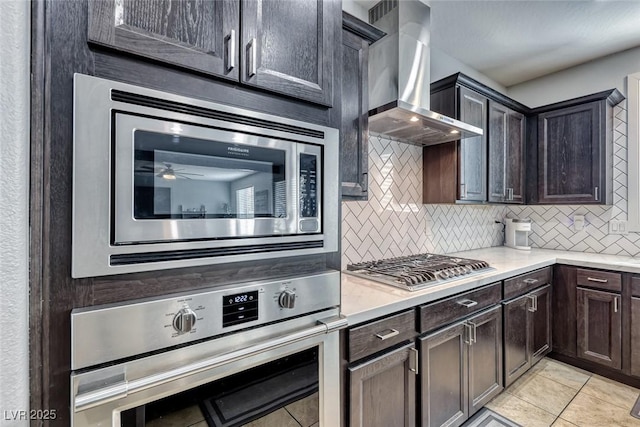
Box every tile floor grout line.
[554,373,593,426]
[498,389,558,423]
[577,376,640,412]
[500,363,589,425]
[283,406,305,427]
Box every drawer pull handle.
[375,329,400,340]
[457,299,478,308]
[587,277,608,283]
[523,278,539,284]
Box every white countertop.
[341,247,640,326]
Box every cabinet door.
[538,101,602,204]
[577,287,622,369]
[458,86,488,202]
[631,297,640,377]
[488,102,508,202]
[506,110,525,203]
[467,306,503,416]
[420,323,468,427]
[552,265,577,357]
[88,0,239,80]
[349,343,416,427]
[503,294,531,387]
[531,285,552,364]
[241,0,335,106]
[488,102,525,204]
[341,29,368,199]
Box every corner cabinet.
[88,0,338,106]
[340,13,385,200]
[535,90,624,204]
[552,266,629,376]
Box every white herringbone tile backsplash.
[342,103,640,268]
[341,135,506,269]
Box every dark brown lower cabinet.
[504,285,552,387]
[631,297,640,377]
[531,285,552,363]
[420,306,502,427]
[552,265,578,357]
[577,287,622,369]
[348,343,416,427]
[504,294,530,386]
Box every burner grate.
[346,253,492,290]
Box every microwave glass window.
[133,130,287,220]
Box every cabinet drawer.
[348,310,416,362]
[631,277,640,297]
[419,282,501,333]
[576,268,621,292]
[503,267,552,300]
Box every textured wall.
[341,135,506,268]
[0,0,30,421]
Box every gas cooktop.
[345,253,494,291]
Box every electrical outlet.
[425,219,433,237]
[609,220,629,235]
[573,215,585,231]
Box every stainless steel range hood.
[367,0,483,145]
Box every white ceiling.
[356,0,640,87]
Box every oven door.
[70,315,344,427]
[114,113,322,244]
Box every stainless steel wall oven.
[70,271,344,426]
[72,74,339,278]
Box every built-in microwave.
[72,74,339,278]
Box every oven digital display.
[222,290,259,327]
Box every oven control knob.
[278,290,296,309]
[173,307,197,334]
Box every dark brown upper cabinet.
[534,89,624,204]
[458,87,488,202]
[340,13,385,200]
[88,0,337,106]
[488,101,525,204]
[427,73,528,204]
[425,85,488,203]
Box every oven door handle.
[73,315,347,412]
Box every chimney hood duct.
[367,0,482,145]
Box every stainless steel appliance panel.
[72,73,339,277]
[71,314,344,426]
[71,270,340,370]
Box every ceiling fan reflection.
[136,162,204,180]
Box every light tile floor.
[486,358,640,427]
[146,392,319,427]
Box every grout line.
[553,373,592,426]
[283,406,304,427]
